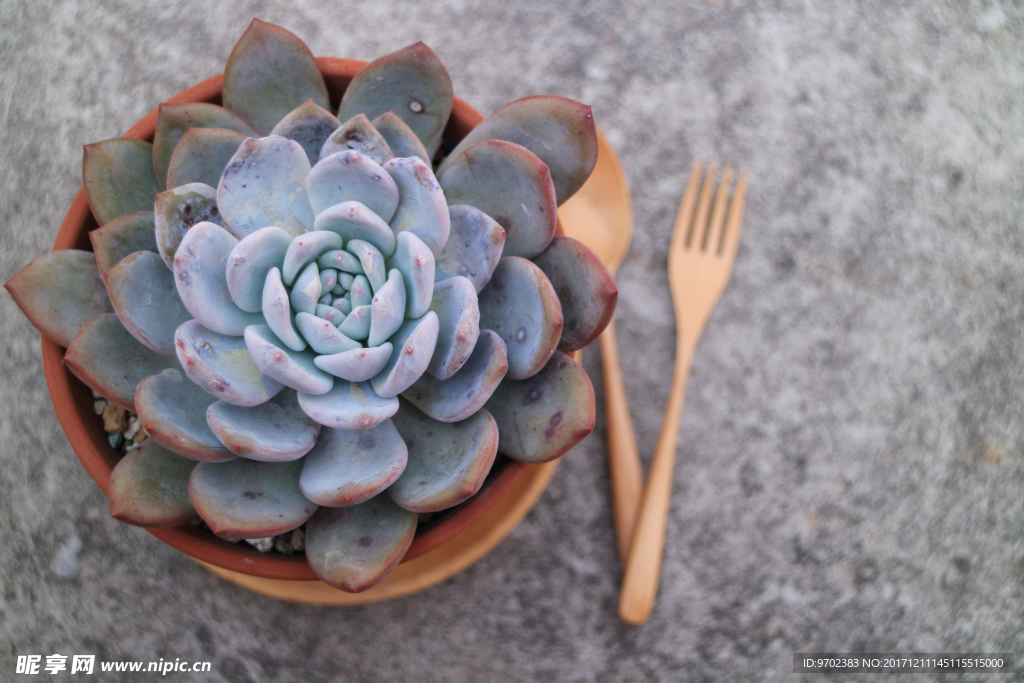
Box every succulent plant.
[5,20,618,593]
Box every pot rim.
[41,57,534,582]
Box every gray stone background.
[1,1,1022,681]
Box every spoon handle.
[598,317,643,564]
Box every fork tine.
[671,161,703,252]
[687,160,717,249]
[719,169,747,258]
[704,165,733,253]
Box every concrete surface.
[2,1,1023,681]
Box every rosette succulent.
[5,20,618,592]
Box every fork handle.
[598,318,644,564]
[618,339,696,625]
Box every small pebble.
[132,424,148,444]
[124,416,141,440]
[291,528,305,551]
[274,536,294,555]
[245,537,274,553]
[108,433,123,449]
[102,404,128,433]
[93,399,107,415]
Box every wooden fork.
[619,161,747,625]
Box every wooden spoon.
[557,130,642,563]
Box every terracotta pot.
[42,58,537,582]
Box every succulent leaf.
[221,18,329,135]
[532,236,618,352]
[4,250,113,348]
[385,157,449,256]
[313,343,393,382]
[436,96,597,205]
[206,389,321,462]
[227,227,293,313]
[477,256,563,380]
[106,251,192,356]
[484,350,595,463]
[371,111,431,164]
[108,439,199,527]
[173,222,264,336]
[305,494,417,593]
[83,138,162,226]
[402,329,507,422]
[65,313,177,411]
[300,420,408,506]
[313,201,396,257]
[244,324,334,395]
[89,211,158,275]
[189,457,317,541]
[320,114,394,166]
[338,304,371,340]
[270,99,341,167]
[427,276,480,380]
[348,275,372,308]
[307,151,399,222]
[295,312,361,355]
[166,127,250,190]
[153,102,258,188]
[368,269,407,347]
[136,368,236,462]
[297,380,399,429]
[389,402,498,512]
[371,312,440,398]
[261,266,306,352]
[175,319,283,407]
[281,231,343,285]
[217,136,315,238]
[385,231,435,319]
[316,303,346,326]
[435,205,505,293]
[289,261,322,315]
[318,248,363,274]
[154,183,227,269]
[338,42,453,157]
[346,239,386,292]
[439,140,557,259]
[320,268,338,292]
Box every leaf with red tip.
[484,350,595,463]
[339,42,453,157]
[305,494,417,593]
[270,99,340,167]
[65,313,177,411]
[389,402,498,512]
[385,231,435,319]
[371,312,439,398]
[313,343,392,383]
[154,183,227,269]
[153,102,258,188]
[477,257,562,380]
[175,319,283,407]
[136,369,235,462]
[435,205,504,293]
[307,150,399,222]
[89,211,158,275]
[300,419,407,506]
[385,156,449,256]
[83,138,162,226]
[436,96,597,205]
[244,324,334,395]
[402,329,507,422]
[206,389,321,462]
[372,111,431,164]
[107,251,191,356]
[108,439,199,528]
[5,250,113,348]
[189,457,317,541]
[297,380,398,430]
[173,222,263,336]
[427,276,479,379]
[439,140,557,258]
[532,236,618,352]
[167,127,249,190]
[222,18,329,135]
[313,201,396,257]
[227,227,293,313]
